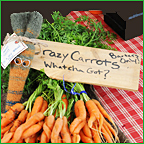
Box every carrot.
[91,122,102,143]
[92,99,116,127]
[42,115,55,142]
[61,94,68,110]
[21,122,43,139]
[3,130,9,137]
[10,110,28,132]
[93,99,118,138]
[104,119,119,141]
[74,100,79,117]
[86,100,103,130]
[1,132,14,143]
[1,133,4,139]
[10,112,44,143]
[61,116,71,143]
[43,123,51,142]
[57,135,62,143]
[71,134,81,143]
[26,112,31,121]
[40,100,48,113]
[24,112,32,142]
[79,130,94,143]
[101,125,113,143]
[51,118,63,143]
[31,96,44,116]
[1,103,24,127]
[40,131,47,143]
[36,134,41,143]
[73,120,86,134]
[82,121,92,138]
[103,122,114,142]
[26,134,37,143]
[38,120,44,127]
[70,100,86,134]
[45,115,55,130]
[17,139,24,143]
[74,100,86,120]
[1,113,5,119]
[1,122,13,134]
[98,113,104,132]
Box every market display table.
[67,11,143,143]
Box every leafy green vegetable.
[38,11,117,49]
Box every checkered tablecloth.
[67,11,143,143]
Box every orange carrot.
[24,137,30,143]
[10,110,28,132]
[21,123,42,139]
[43,123,51,142]
[73,120,86,134]
[82,122,92,138]
[103,122,114,141]
[74,101,79,117]
[45,115,55,130]
[1,122,13,134]
[17,139,24,143]
[1,132,14,143]
[36,134,41,143]
[74,100,86,120]
[1,113,5,119]
[26,112,31,121]
[70,100,86,134]
[51,118,63,143]
[91,122,102,143]
[61,94,68,110]
[61,116,71,143]
[92,99,116,127]
[26,134,37,143]
[40,131,47,143]
[80,130,94,143]
[21,121,43,140]
[40,100,48,113]
[31,96,44,116]
[42,115,55,142]
[57,135,62,143]
[1,103,24,127]
[101,125,113,143]
[104,119,116,136]
[98,113,104,132]
[85,100,103,129]
[1,133,4,139]
[10,112,44,143]
[71,134,81,143]
[104,119,119,141]
[38,121,44,127]
[24,112,32,142]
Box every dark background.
[1,1,143,41]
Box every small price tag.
[1,33,28,69]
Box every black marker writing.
[104,70,110,79]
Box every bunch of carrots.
[1,80,120,143]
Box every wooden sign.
[31,40,141,91]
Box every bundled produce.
[1,76,119,143]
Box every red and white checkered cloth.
[67,11,143,143]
